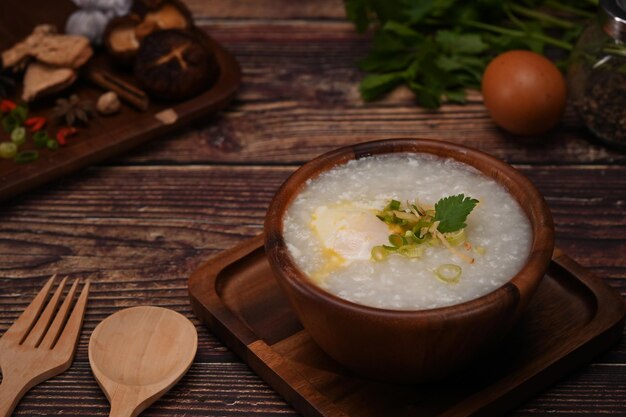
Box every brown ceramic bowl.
[264,138,554,383]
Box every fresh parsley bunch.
[345,0,598,108]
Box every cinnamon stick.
[86,69,150,111]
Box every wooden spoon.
[89,306,197,417]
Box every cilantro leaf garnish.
[434,194,479,233]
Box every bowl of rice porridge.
[264,138,554,382]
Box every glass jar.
[568,0,626,151]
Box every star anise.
[52,94,94,126]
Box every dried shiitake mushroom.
[103,0,193,64]
[104,15,142,64]
[135,3,191,40]
[133,29,218,101]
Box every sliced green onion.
[0,141,17,159]
[445,229,466,246]
[398,244,424,259]
[391,214,407,225]
[389,234,406,248]
[371,246,389,261]
[10,105,28,123]
[407,230,427,244]
[2,114,19,132]
[14,150,38,164]
[434,264,462,284]
[386,199,401,210]
[33,131,49,148]
[414,218,433,235]
[11,126,26,145]
[46,139,59,150]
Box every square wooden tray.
[189,234,625,417]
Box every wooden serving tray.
[0,0,241,202]
[189,234,626,417]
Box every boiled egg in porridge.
[310,203,390,276]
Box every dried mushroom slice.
[104,15,143,65]
[104,0,193,65]
[135,3,191,40]
[22,63,77,102]
[133,30,218,101]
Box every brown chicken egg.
[481,50,567,136]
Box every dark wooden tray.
[0,0,241,202]
[189,234,626,417]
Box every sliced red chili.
[24,116,47,132]
[0,99,17,113]
[56,127,78,146]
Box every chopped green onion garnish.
[33,131,49,148]
[445,229,466,246]
[398,244,424,259]
[11,126,26,145]
[14,150,38,164]
[386,199,401,211]
[373,197,480,268]
[2,114,19,132]
[10,105,28,123]
[388,234,406,248]
[0,141,18,159]
[434,264,462,284]
[46,139,59,150]
[371,246,389,262]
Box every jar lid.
[601,0,626,41]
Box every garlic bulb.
[65,9,111,44]
[72,0,132,16]
[65,0,132,44]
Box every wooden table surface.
[1,0,625,415]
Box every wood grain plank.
[184,0,345,20]
[509,364,626,416]
[87,21,625,167]
[7,361,626,416]
[0,165,624,367]
[10,362,297,416]
[1,1,623,415]
[0,164,623,279]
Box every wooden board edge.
[188,234,263,358]
[448,253,626,416]
[0,35,242,202]
[189,233,348,416]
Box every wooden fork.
[0,275,90,417]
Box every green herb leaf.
[435,31,489,55]
[434,194,479,233]
[344,0,369,33]
[359,72,404,101]
[14,150,38,164]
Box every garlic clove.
[97,91,121,115]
